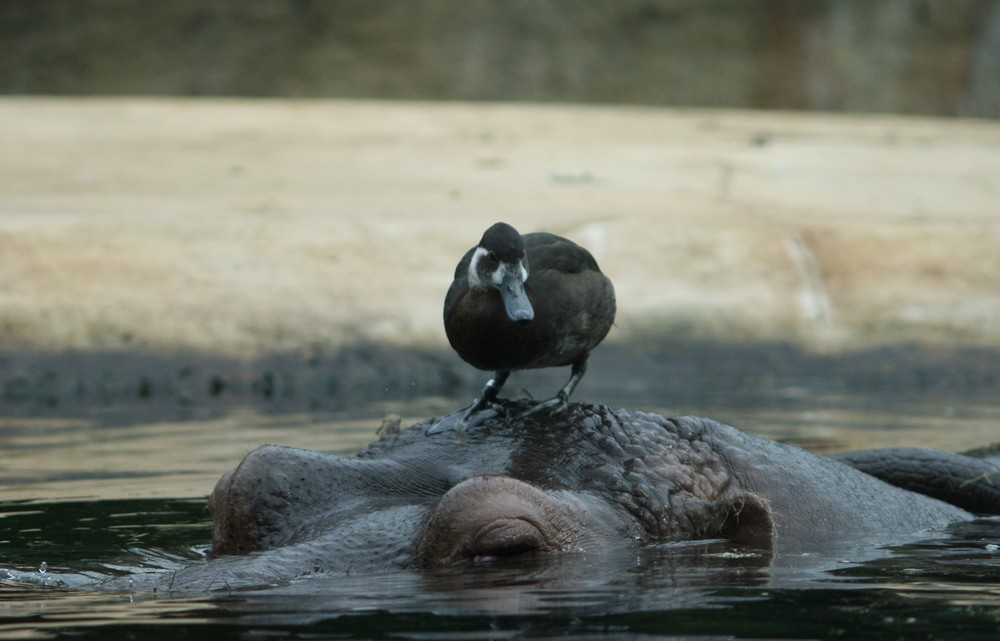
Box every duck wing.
[523,233,602,274]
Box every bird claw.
[514,394,569,420]
[426,403,503,436]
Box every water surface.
[1,388,999,640]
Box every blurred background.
[1,0,998,454]
[2,0,999,117]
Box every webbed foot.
[513,392,569,420]
[426,403,503,437]
[427,370,511,438]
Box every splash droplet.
[38,561,47,574]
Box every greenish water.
[1,389,999,640]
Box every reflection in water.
[2,391,997,502]
[1,500,998,640]
[0,392,999,640]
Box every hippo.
[156,402,1000,589]
[4,401,998,593]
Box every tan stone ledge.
[2,98,999,357]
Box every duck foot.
[513,359,585,420]
[426,370,511,437]
[425,403,503,437]
[513,392,569,420]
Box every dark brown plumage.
[429,222,615,434]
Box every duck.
[428,222,615,434]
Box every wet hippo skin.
[4,401,997,593]
[197,401,997,589]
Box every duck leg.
[426,370,510,435]
[516,360,587,419]
[467,369,511,416]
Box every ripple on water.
[0,400,999,640]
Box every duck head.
[468,222,534,324]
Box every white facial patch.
[467,246,489,289]
[467,247,529,290]
[490,264,506,287]
[492,259,529,288]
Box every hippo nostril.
[469,518,546,560]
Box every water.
[1,389,999,640]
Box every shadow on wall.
[1,0,998,117]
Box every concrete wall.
[3,0,999,117]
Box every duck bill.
[500,269,534,324]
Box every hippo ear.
[714,491,776,547]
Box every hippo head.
[207,402,775,577]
